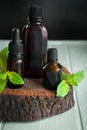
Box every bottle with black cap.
[7,28,24,88]
[22,5,48,78]
[43,48,62,90]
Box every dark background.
[0,0,87,40]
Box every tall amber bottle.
[22,17,29,65]
[22,6,48,78]
[43,48,62,90]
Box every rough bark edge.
[0,87,74,121]
[0,65,75,121]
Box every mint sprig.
[0,47,8,60]
[0,79,7,92]
[0,47,8,73]
[8,71,24,85]
[0,47,24,93]
[56,70,84,97]
[0,71,24,93]
[57,80,70,97]
[0,72,8,80]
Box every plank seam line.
[1,122,5,130]
[66,44,84,130]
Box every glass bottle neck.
[47,60,58,65]
[29,17,43,24]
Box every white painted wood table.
[0,40,87,130]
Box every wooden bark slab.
[0,66,75,121]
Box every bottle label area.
[43,69,62,89]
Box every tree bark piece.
[0,66,75,121]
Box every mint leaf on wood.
[67,70,84,86]
[0,58,4,73]
[0,47,8,60]
[67,74,78,86]
[56,80,70,97]
[0,47,8,72]
[62,72,70,80]
[0,79,7,93]
[8,71,24,85]
[0,56,7,73]
[56,70,84,98]
[0,72,8,80]
[0,47,24,92]
[73,70,84,83]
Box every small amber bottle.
[43,48,62,90]
[7,28,24,88]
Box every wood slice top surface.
[1,66,70,97]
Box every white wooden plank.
[0,40,9,50]
[67,43,87,130]
[0,122,5,130]
[0,123,2,130]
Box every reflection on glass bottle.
[22,17,29,68]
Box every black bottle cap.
[12,28,20,43]
[9,28,23,55]
[29,5,42,18]
[47,48,58,60]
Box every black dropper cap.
[47,48,58,60]
[29,5,42,18]
[9,28,23,55]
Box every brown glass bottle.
[22,6,48,78]
[43,48,62,90]
[7,28,24,88]
[21,17,29,65]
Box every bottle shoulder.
[22,24,29,35]
[27,23,48,38]
[28,23,46,30]
[41,25,48,37]
[22,24,29,30]
[43,63,61,72]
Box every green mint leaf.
[0,58,4,73]
[62,72,70,80]
[0,79,7,93]
[0,57,7,73]
[67,70,84,86]
[0,72,8,80]
[67,74,78,86]
[0,47,8,60]
[73,70,84,83]
[8,71,24,85]
[0,47,8,73]
[56,80,70,97]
